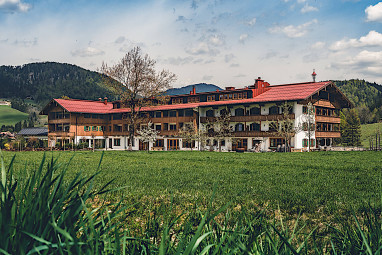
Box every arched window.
[250,107,261,115]
[206,110,214,117]
[235,108,245,116]
[269,106,279,115]
[250,122,260,131]
[235,123,244,132]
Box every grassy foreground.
[1,150,382,254]
[2,150,381,215]
[0,105,28,126]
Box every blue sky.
[1,0,382,87]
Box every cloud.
[114,36,125,44]
[176,16,190,22]
[209,34,224,46]
[311,41,326,49]
[329,30,382,51]
[269,19,317,38]
[239,34,248,43]
[0,0,31,13]
[224,54,235,63]
[71,47,105,57]
[185,42,219,56]
[301,4,318,13]
[246,18,256,26]
[202,75,213,80]
[331,50,382,75]
[164,56,194,65]
[365,2,382,22]
[13,38,37,47]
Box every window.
[163,111,169,117]
[188,97,200,103]
[221,139,225,146]
[270,138,285,147]
[92,126,97,131]
[238,93,242,99]
[169,124,177,130]
[269,106,279,115]
[63,113,70,119]
[235,123,244,132]
[114,139,121,146]
[124,124,129,131]
[172,98,183,104]
[185,109,194,117]
[178,110,184,117]
[64,125,70,132]
[303,139,315,147]
[169,111,177,117]
[224,94,228,100]
[249,123,260,131]
[233,93,238,99]
[235,108,245,116]
[84,114,91,118]
[219,95,224,101]
[113,114,122,120]
[179,122,184,129]
[84,126,90,131]
[182,140,195,148]
[243,93,247,99]
[155,124,161,131]
[154,139,164,147]
[114,125,122,132]
[207,95,215,102]
[206,110,214,117]
[164,123,168,130]
[155,111,161,118]
[250,107,260,115]
[220,108,229,116]
[229,94,232,99]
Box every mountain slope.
[166,83,222,95]
[0,62,115,107]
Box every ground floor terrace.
[49,134,339,152]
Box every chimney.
[98,98,102,101]
[225,87,235,90]
[104,97,108,105]
[312,69,317,82]
[192,86,196,95]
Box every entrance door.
[109,138,113,149]
[167,139,179,150]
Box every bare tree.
[300,102,315,152]
[100,46,176,150]
[179,122,198,151]
[203,107,232,152]
[269,102,300,152]
[136,122,159,152]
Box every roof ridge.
[270,81,330,87]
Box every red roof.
[54,99,113,113]
[43,81,336,114]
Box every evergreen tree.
[341,109,361,146]
[14,121,22,132]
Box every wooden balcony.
[48,131,75,138]
[233,131,274,137]
[315,131,341,138]
[315,115,341,124]
[200,114,295,123]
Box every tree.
[300,102,315,152]
[269,102,301,152]
[136,122,159,152]
[100,47,176,150]
[341,108,361,146]
[211,108,232,152]
[179,122,198,151]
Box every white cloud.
[224,54,235,63]
[269,19,317,38]
[114,36,125,44]
[301,4,318,13]
[0,0,30,12]
[209,35,224,46]
[163,56,194,65]
[329,30,382,51]
[71,47,105,57]
[246,18,256,26]
[331,50,382,75]
[185,42,219,56]
[365,2,382,22]
[239,33,248,43]
[311,41,326,49]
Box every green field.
[361,122,382,147]
[0,105,28,126]
[2,150,381,218]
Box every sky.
[1,0,382,88]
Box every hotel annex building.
[41,77,352,151]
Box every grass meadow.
[0,105,28,126]
[2,150,381,216]
[361,122,382,147]
[2,150,382,253]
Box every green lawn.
[0,105,28,126]
[2,150,381,218]
[361,122,382,147]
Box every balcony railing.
[200,114,295,123]
[315,116,341,123]
[315,131,341,138]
